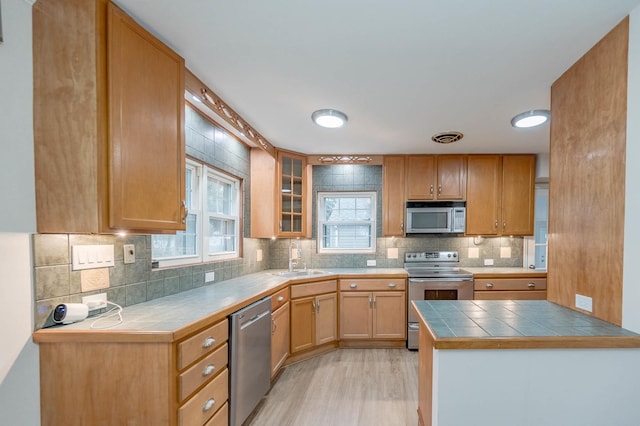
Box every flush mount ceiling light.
[311,109,348,128]
[511,109,551,128]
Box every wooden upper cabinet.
[33,0,185,233]
[466,155,502,235]
[406,155,466,200]
[501,155,536,235]
[465,154,535,236]
[250,149,311,238]
[382,156,406,236]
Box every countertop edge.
[33,269,407,343]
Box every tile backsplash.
[33,234,270,329]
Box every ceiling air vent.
[431,131,463,144]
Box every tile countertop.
[32,268,407,343]
[412,300,640,350]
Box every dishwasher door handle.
[240,310,270,330]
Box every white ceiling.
[114,0,640,155]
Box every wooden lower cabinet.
[271,301,290,377]
[290,280,338,354]
[36,318,230,426]
[339,278,406,341]
[474,276,547,300]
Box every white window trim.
[203,169,240,262]
[317,191,377,254]
[152,159,241,267]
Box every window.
[152,159,241,267]
[524,184,548,269]
[317,191,376,254]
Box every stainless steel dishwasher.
[229,296,272,426]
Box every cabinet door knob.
[528,282,536,288]
[350,283,357,288]
[202,337,215,348]
[388,283,396,288]
[202,398,216,412]
[202,364,216,377]
[486,283,494,288]
[278,296,285,302]
[400,221,404,231]
[429,185,434,194]
[438,185,442,194]
[503,221,507,229]
[495,220,499,228]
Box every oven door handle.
[409,278,473,282]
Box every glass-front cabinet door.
[278,152,306,236]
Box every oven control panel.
[405,251,459,262]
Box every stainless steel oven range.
[405,251,473,349]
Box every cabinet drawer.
[271,287,289,311]
[474,278,547,291]
[179,343,228,402]
[204,401,228,426]
[179,368,228,426]
[474,290,547,300]
[178,319,228,370]
[290,280,337,299]
[339,278,406,292]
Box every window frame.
[152,158,242,267]
[316,191,377,254]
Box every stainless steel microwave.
[405,202,466,234]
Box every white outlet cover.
[576,294,593,312]
[366,259,376,267]
[123,244,135,264]
[484,258,494,266]
[82,293,107,311]
[205,271,215,283]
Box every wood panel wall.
[548,18,629,325]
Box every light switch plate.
[72,245,115,271]
[367,259,376,267]
[205,271,215,283]
[484,258,494,266]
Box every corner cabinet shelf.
[33,0,186,234]
[250,149,311,238]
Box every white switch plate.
[367,259,376,267]
[123,244,135,264]
[257,249,263,262]
[205,271,215,283]
[576,294,593,312]
[72,245,115,271]
[82,293,107,311]
[484,258,494,266]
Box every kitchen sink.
[273,270,327,277]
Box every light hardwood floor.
[248,349,419,426]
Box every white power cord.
[89,301,124,329]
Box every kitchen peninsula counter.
[32,268,407,343]
[412,300,640,426]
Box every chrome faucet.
[288,240,301,272]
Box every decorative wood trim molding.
[185,69,276,157]
[307,155,383,165]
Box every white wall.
[434,348,640,426]
[623,6,640,332]
[0,0,40,425]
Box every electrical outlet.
[205,271,215,283]
[575,294,593,312]
[123,244,135,264]
[366,259,376,267]
[484,258,494,266]
[82,293,107,311]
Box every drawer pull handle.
[486,283,494,288]
[202,364,215,377]
[278,296,285,302]
[350,283,357,288]
[202,337,215,348]
[528,282,536,288]
[388,283,397,288]
[202,398,216,412]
